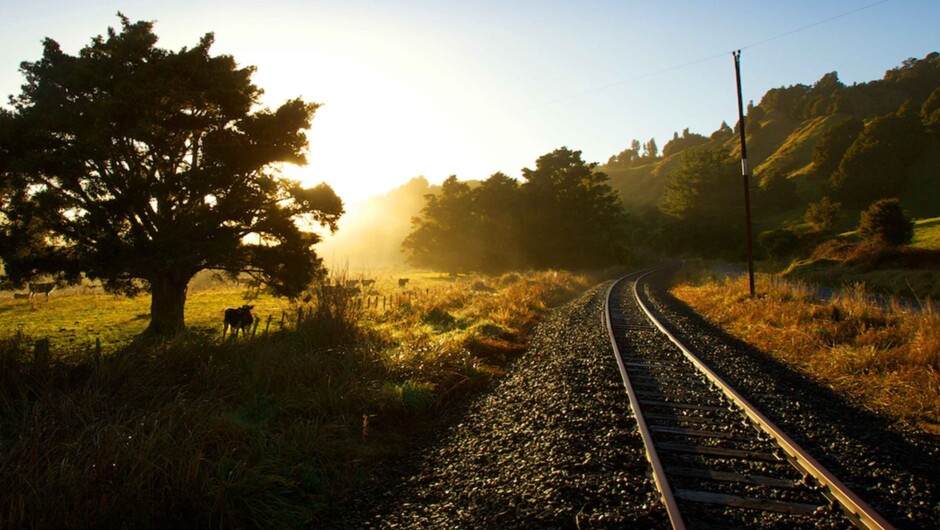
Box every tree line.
[402,148,628,273]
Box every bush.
[758,229,799,260]
[804,196,841,232]
[858,198,914,246]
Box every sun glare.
[202,13,533,205]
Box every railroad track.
[605,268,895,529]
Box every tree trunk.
[145,272,190,336]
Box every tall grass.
[671,272,940,433]
[0,270,588,527]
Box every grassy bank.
[671,271,940,435]
[0,270,589,528]
[783,218,940,300]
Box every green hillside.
[599,52,940,251]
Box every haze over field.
[2,0,938,205]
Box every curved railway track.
[605,268,895,529]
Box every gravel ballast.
[321,284,668,528]
[318,273,940,528]
[642,270,940,529]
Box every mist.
[315,177,437,270]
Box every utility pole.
[733,50,756,297]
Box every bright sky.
[1,0,937,203]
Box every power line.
[515,0,893,114]
[740,0,892,51]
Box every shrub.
[858,198,914,246]
[804,196,841,232]
[758,229,799,260]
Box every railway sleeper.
[668,465,801,489]
[649,424,741,440]
[657,441,781,462]
[674,488,823,516]
[643,412,733,426]
[638,399,727,412]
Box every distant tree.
[922,86,940,133]
[659,146,742,255]
[631,139,641,153]
[660,146,739,221]
[710,121,734,140]
[812,116,864,178]
[804,196,841,232]
[882,52,940,103]
[642,138,659,159]
[858,198,914,246]
[519,147,626,268]
[0,16,342,336]
[606,144,640,169]
[830,108,927,206]
[747,101,766,129]
[759,84,811,119]
[813,72,844,96]
[755,168,799,214]
[472,172,523,272]
[758,229,799,261]
[402,176,475,274]
[662,128,709,157]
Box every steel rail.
[604,269,686,530]
[629,268,895,530]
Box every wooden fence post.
[33,338,50,370]
[265,314,273,334]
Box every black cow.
[223,305,254,338]
[28,281,56,300]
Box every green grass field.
[0,286,293,355]
[912,216,940,249]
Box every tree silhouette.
[858,198,913,246]
[402,176,475,274]
[0,16,343,336]
[519,147,625,268]
[659,146,742,255]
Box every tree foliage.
[830,108,927,206]
[663,128,709,158]
[658,146,744,256]
[922,86,940,133]
[519,148,626,268]
[401,176,476,274]
[404,148,626,272]
[659,146,740,222]
[804,196,841,232]
[858,198,914,246]
[812,116,863,178]
[0,16,343,335]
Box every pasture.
[0,285,291,355]
[0,269,590,527]
[0,272,473,356]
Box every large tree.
[0,16,343,335]
[401,175,475,274]
[519,147,626,269]
[658,145,743,256]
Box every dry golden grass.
[671,273,940,433]
[0,269,589,527]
